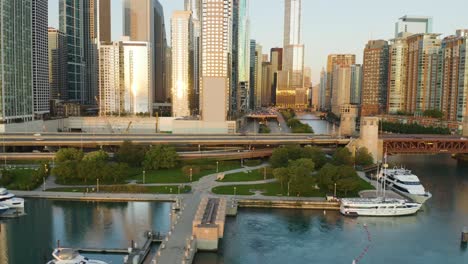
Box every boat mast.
[383,151,388,200]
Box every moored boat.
[46,248,108,264]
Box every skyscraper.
[350,64,363,105]
[270,48,283,105]
[319,68,327,110]
[326,54,356,110]
[200,0,233,122]
[60,0,85,103]
[184,0,201,113]
[32,0,50,117]
[98,42,124,115]
[395,15,433,38]
[48,28,68,101]
[232,0,250,112]
[83,0,111,105]
[171,11,192,117]
[254,44,263,108]
[124,0,168,103]
[387,37,409,114]
[0,0,34,123]
[361,40,389,116]
[279,0,306,108]
[331,65,352,116]
[405,34,441,114]
[439,33,468,122]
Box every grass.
[212,176,375,198]
[131,159,243,184]
[217,168,273,182]
[46,185,192,194]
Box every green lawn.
[132,160,242,184]
[46,185,191,194]
[217,168,273,182]
[212,176,374,198]
[1,169,42,190]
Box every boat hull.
[340,206,421,217]
[392,188,432,204]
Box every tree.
[273,167,290,190]
[53,161,79,184]
[332,148,354,166]
[83,150,109,163]
[116,140,147,167]
[270,147,291,168]
[302,146,327,169]
[143,145,179,170]
[355,147,374,166]
[55,148,84,163]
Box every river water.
[0,201,171,263]
[1,115,467,263]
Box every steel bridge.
[383,138,468,155]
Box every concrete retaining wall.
[238,199,340,210]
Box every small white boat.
[382,167,432,204]
[0,188,25,209]
[46,248,108,264]
[340,197,422,217]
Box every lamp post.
[189,167,193,182]
[334,183,337,198]
[43,177,46,191]
[143,170,146,184]
[287,180,291,196]
[216,161,219,173]
[97,178,100,193]
[264,167,267,180]
[234,187,237,196]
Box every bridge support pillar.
[357,117,383,162]
[339,105,358,137]
[463,119,468,137]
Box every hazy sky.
[48,0,468,84]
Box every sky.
[48,0,468,84]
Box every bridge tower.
[359,116,383,162]
[339,104,359,137]
[463,118,468,137]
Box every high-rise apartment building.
[326,54,356,110]
[319,68,327,110]
[249,43,263,109]
[171,11,193,117]
[270,48,283,105]
[405,34,441,113]
[32,0,50,117]
[200,0,233,122]
[232,0,250,112]
[184,0,201,113]
[0,0,34,123]
[395,16,433,38]
[361,40,389,116]
[438,34,468,122]
[387,37,409,114]
[350,64,363,105]
[124,0,168,103]
[83,0,111,105]
[98,40,152,115]
[278,0,306,109]
[331,65,352,116]
[261,60,273,107]
[60,0,85,103]
[48,28,68,101]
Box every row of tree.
[0,162,50,190]
[280,109,314,134]
[381,121,450,135]
[53,144,180,184]
[271,145,374,196]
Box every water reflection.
[2,200,171,263]
[195,155,468,264]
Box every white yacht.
[381,167,432,204]
[47,248,108,264]
[0,188,24,209]
[0,204,9,215]
[340,197,422,217]
[340,162,422,217]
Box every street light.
[334,183,337,198]
[189,167,193,182]
[143,170,146,184]
[97,178,100,193]
[234,187,237,196]
[287,180,291,196]
[216,161,219,173]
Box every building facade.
[32,0,50,117]
[171,11,193,117]
[123,0,167,103]
[319,68,327,110]
[184,0,201,114]
[48,28,68,101]
[0,0,34,123]
[325,54,356,110]
[98,42,124,115]
[200,0,233,122]
[350,64,363,105]
[361,40,389,116]
[395,15,433,38]
[405,34,441,114]
[331,65,352,116]
[387,37,409,114]
[270,48,283,105]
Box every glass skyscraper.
[0,1,34,123]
